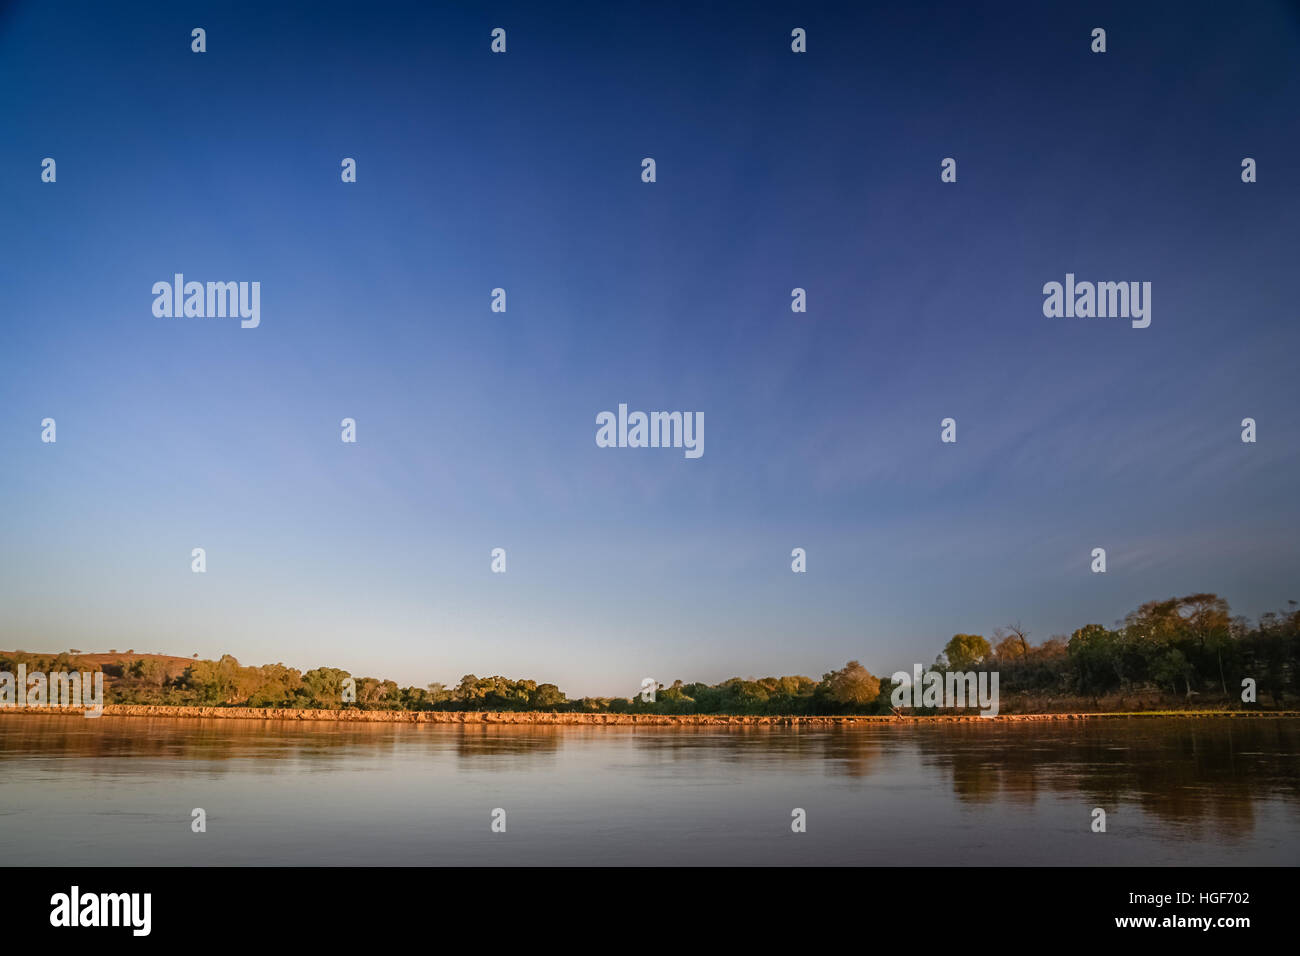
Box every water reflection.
[1,715,1296,862]
[900,721,1300,836]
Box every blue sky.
[1,0,1298,695]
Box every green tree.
[941,634,991,670]
[1152,648,1194,698]
[301,667,351,708]
[530,683,567,710]
[818,661,881,711]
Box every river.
[1,715,1295,865]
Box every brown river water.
[0,715,1296,865]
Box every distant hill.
[0,650,196,681]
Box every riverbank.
[2,704,1297,725]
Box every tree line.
[3,592,1296,714]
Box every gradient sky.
[2,0,1298,696]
